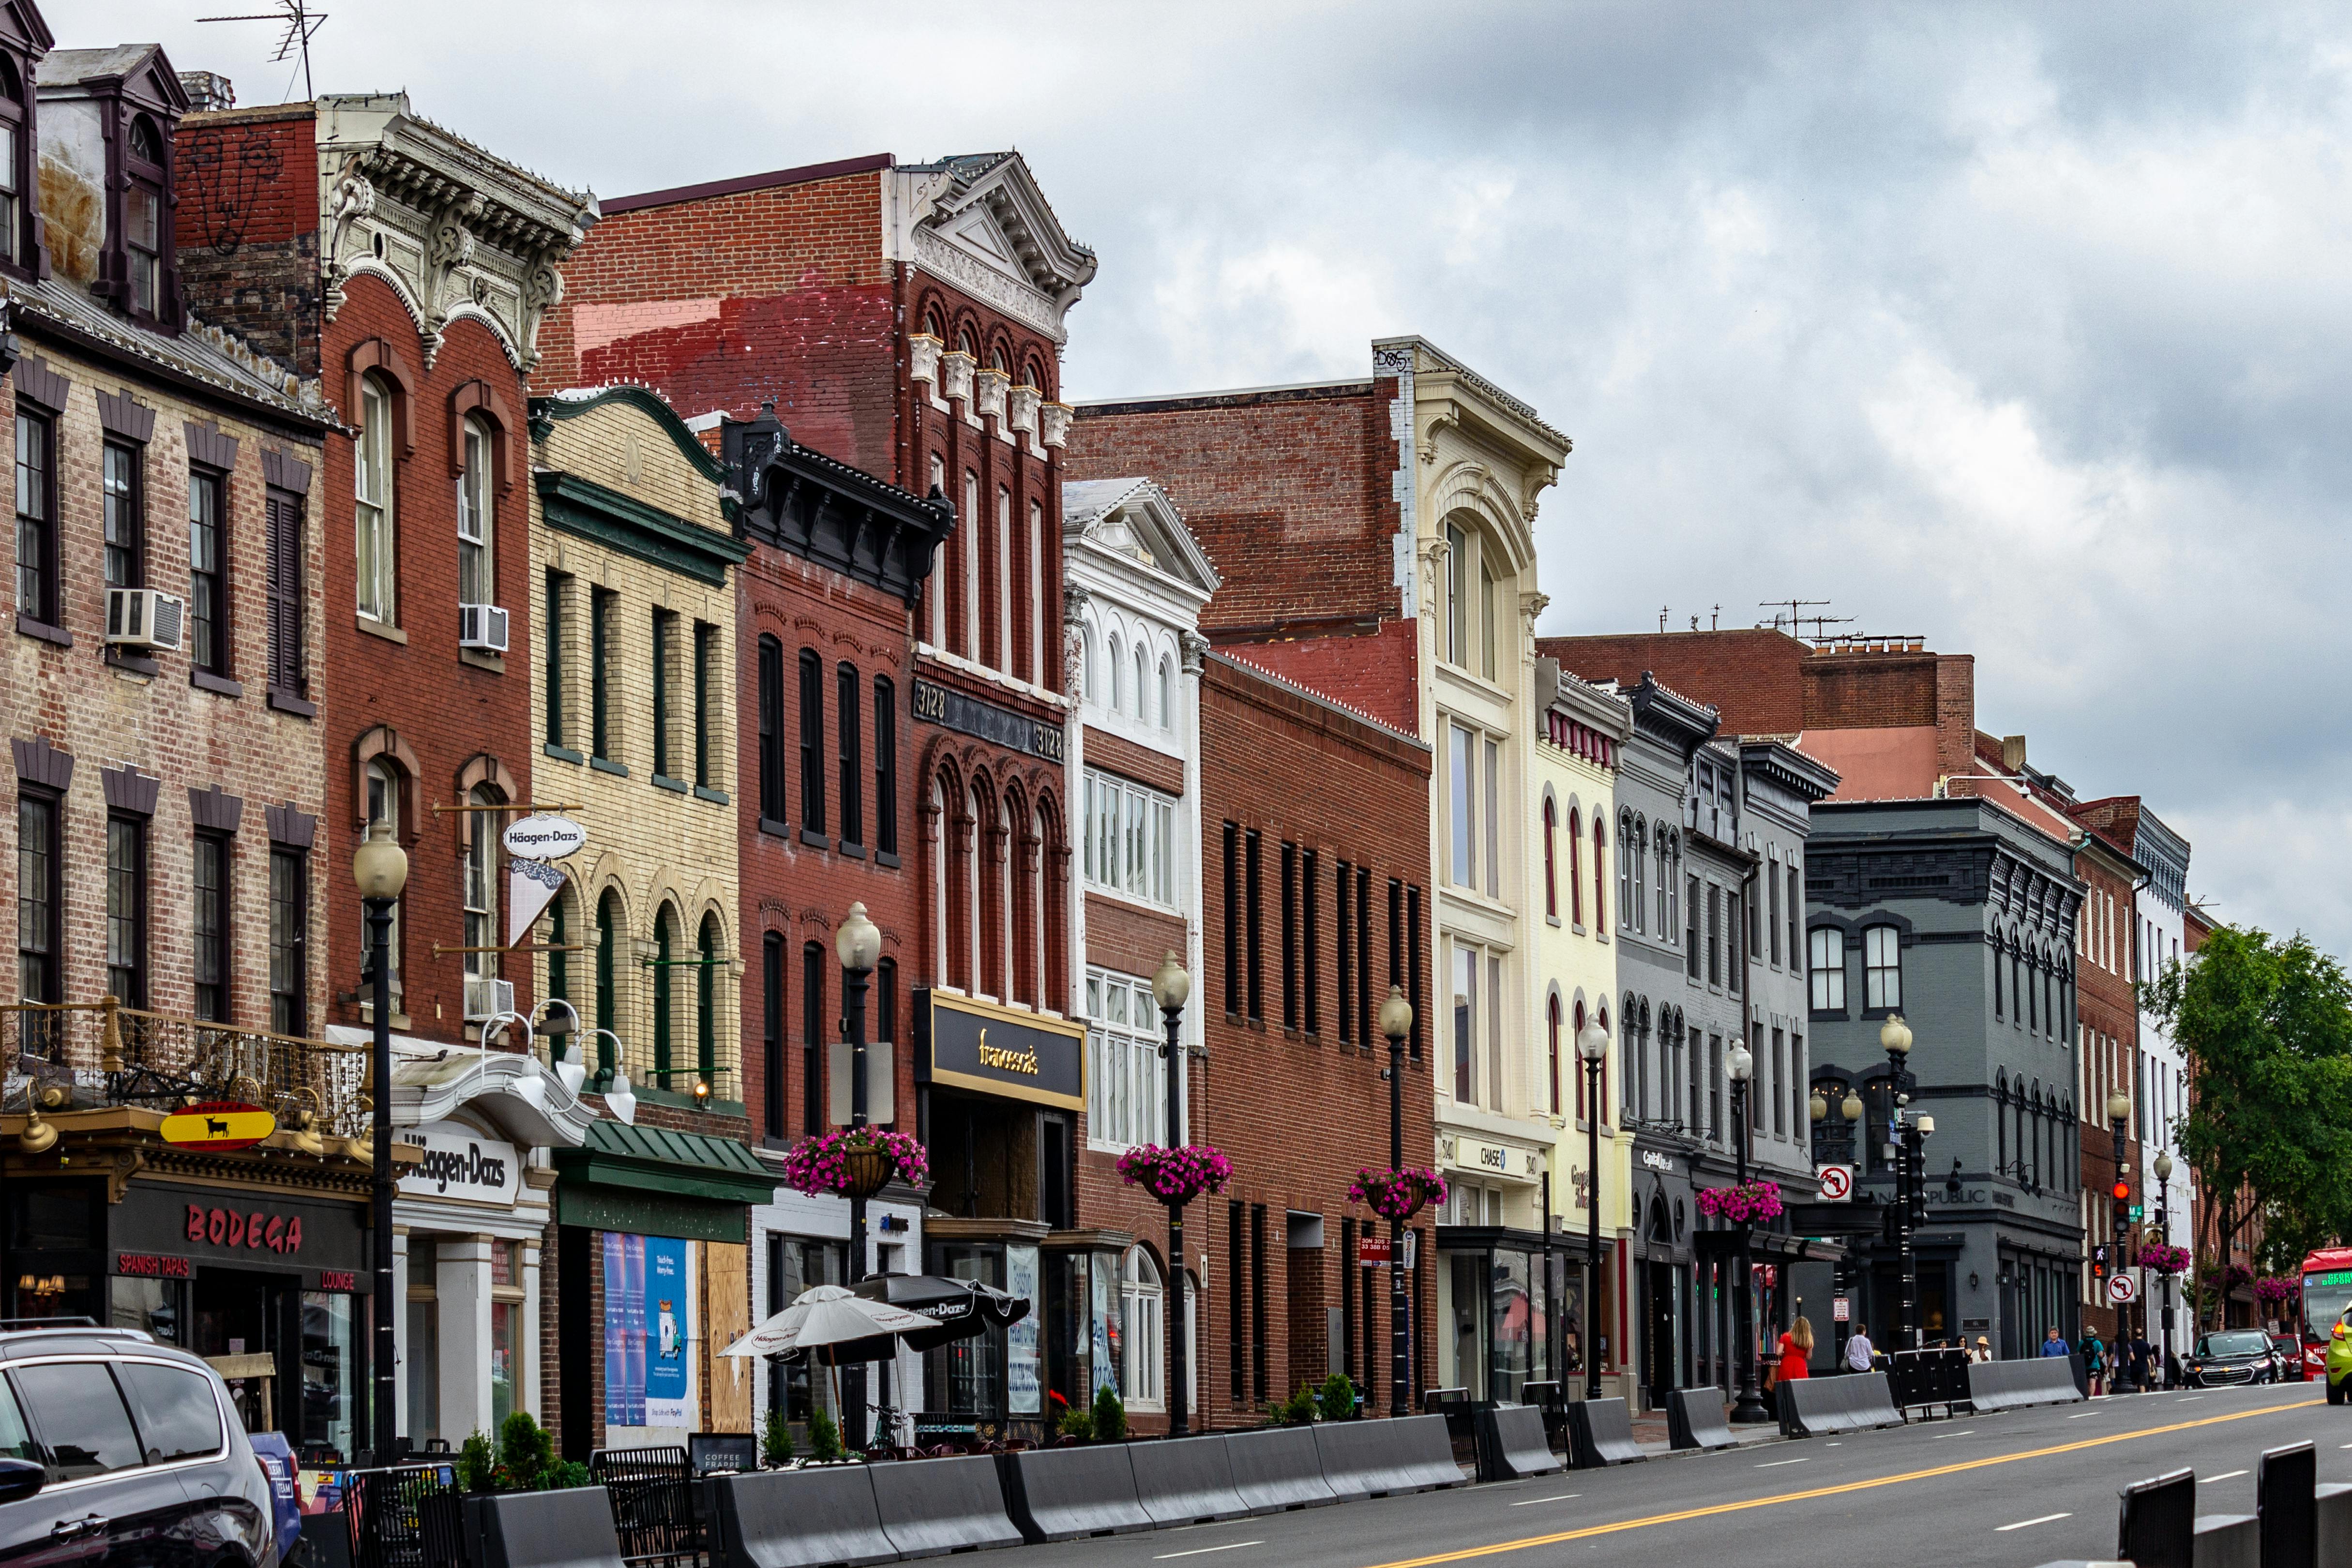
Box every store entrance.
[193,1268,295,1432]
[1645,1262,1676,1408]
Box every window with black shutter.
[264,486,305,697]
[798,648,824,835]
[801,942,826,1135]
[757,635,785,830]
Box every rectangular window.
[650,610,674,779]
[695,623,716,790]
[1445,521,1466,666]
[193,831,228,1021]
[103,441,141,590]
[1483,736,1500,899]
[1336,860,1354,1044]
[1787,864,1800,966]
[757,638,785,826]
[1370,873,1386,1048]
[1706,885,1721,985]
[1728,893,1743,994]
[1767,862,1781,967]
[762,933,784,1139]
[1081,769,1179,911]
[0,122,17,264]
[801,942,826,1135]
[1746,887,1759,960]
[188,467,227,675]
[1487,952,1504,1110]
[874,676,897,855]
[1407,885,1423,1061]
[18,790,59,1002]
[1708,1035,1722,1142]
[126,185,161,316]
[1771,1027,1787,1136]
[1244,830,1263,1021]
[798,649,825,832]
[1222,823,1239,1016]
[1449,724,1475,888]
[544,573,566,746]
[1452,941,1477,1101]
[1250,1204,1268,1403]
[457,422,492,608]
[1280,842,1298,1030]
[589,588,614,763]
[1809,928,1845,1012]
[1086,967,1172,1151]
[1301,849,1319,1035]
[15,407,53,623]
[1864,925,1902,1010]
[263,487,304,696]
[270,847,306,1035]
[354,379,393,622]
[1479,560,1497,680]
[1228,1202,1246,1401]
[106,814,147,1007]
[1685,876,1701,980]
[836,662,861,848]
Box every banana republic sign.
[916,989,1085,1111]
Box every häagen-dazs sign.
[397,1121,521,1206]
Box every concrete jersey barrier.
[868,1454,1023,1559]
[2191,1515,2258,1568]
[1968,1357,2085,1414]
[1476,1405,1565,1481]
[1131,1435,1251,1525]
[1564,1398,1646,1469]
[995,1445,1155,1543]
[706,1466,900,1568]
[1777,1372,1904,1438]
[462,1487,627,1568]
[1223,1427,1341,1512]
[1667,1387,1736,1452]
[1312,1415,1466,1498]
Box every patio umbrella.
[717,1284,935,1367]
[851,1273,1030,1352]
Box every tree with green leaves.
[2145,926,2352,1328]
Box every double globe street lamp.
[1151,953,1195,1438]
[1725,1041,1771,1424]
[1380,986,1418,1417]
[352,820,410,1464]
[1576,1015,1610,1401]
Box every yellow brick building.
[527,386,751,1121]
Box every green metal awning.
[553,1118,778,1207]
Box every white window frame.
[463,783,502,983]
[1864,924,1902,1010]
[1120,1246,1165,1411]
[1086,967,1181,1152]
[1809,927,1843,1012]
[457,414,494,609]
[356,377,394,622]
[1082,768,1178,911]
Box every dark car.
[2272,1334,2311,1382]
[2183,1329,2282,1388]
[0,1322,277,1567]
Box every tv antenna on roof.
[1758,598,1853,641]
[197,0,326,103]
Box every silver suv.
[0,1323,275,1567]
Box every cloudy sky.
[128,0,2351,951]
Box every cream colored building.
[1531,660,1635,1400]
[528,386,750,1117]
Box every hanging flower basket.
[1348,1167,1449,1222]
[781,1128,929,1201]
[1695,1180,1783,1225]
[2135,1243,2191,1276]
[2199,1262,2252,1294]
[1116,1144,1233,1206]
[2255,1275,2300,1307]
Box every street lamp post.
[1381,986,1417,1416]
[1576,1016,1610,1402]
[1153,953,1193,1438]
[352,821,409,1465]
[1726,1042,1771,1423]
[2107,1089,2132,1375]
[836,902,881,1448]
[1809,1084,1868,1361]
[1881,1015,1920,1351]
[2154,1149,2175,1388]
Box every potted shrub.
[1090,1384,1126,1443]
[761,1405,796,1469]
[1318,1372,1358,1421]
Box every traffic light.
[2111,1179,2131,1202]
[2111,1179,2133,1237]
[2092,1244,2109,1278]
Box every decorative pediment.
[889,152,1096,344]
[1062,477,1220,600]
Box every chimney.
[179,71,235,112]
[2001,734,2027,772]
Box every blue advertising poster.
[604,1232,649,1427]
[645,1236,691,1426]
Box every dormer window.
[123,115,164,319]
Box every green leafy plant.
[457,1430,498,1493]
[498,1411,554,1492]
[1277,1382,1320,1427]
[807,1407,845,1463]
[1057,1406,1094,1442]
[761,1404,796,1468]
[1318,1372,1358,1421]
[1090,1383,1125,1443]
[545,1460,593,1491]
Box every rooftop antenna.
[1658,605,1669,633]
[197,0,326,102]
[1710,603,1721,631]
[1758,598,1854,641]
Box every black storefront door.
[192,1268,296,1431]
[1646,1262,1675,1406]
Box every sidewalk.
[1627,1404,1785,1460]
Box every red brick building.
[2066,816,2144,1342]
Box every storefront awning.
[554,1119,779,1206]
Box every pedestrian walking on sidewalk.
[1777,1317,1815,1385]
[1844,1325,1874,1372]
[2079,1331,2108,1394]
[2039,1326,2069,1357]
[2127,1333,2156,1392]
[1971,1335,1993,1363]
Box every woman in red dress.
[1776,1315,1815,1384]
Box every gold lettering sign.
[975,1027,1040,1077]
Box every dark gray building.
[1794,796,2085,1359]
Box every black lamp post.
[1576,1015,1610,1401]
[1725,1041,1772,1422]
[352,820,409,1465]
[2106,1088,2132,1369]
[1881,1015,1920,1351]
[836,902,882,1448]
[1380,986,1417,1416]
[2154,1149,2175,1387]
[1808,1083,1866,1361]
[1152,952,1193,1437]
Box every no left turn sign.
[1817,1165,1854,1202]
[2107,1272,2138,1304]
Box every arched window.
[1593,818,1608,931]
[1568,808,1583,925]
[1082,623,1100,705]
[1547,992,1562,1115]
[123,116,166,318]
[1541,796,1558,919]
[1655,836,1669,936]
[458,413,495,610]
[462,781,505,1005]
[1157,656,1173,730]
[927,453,947,648]
[364,757,404,1005]
[757,635,785,827]
[595,890,622,1074]
[962,469,980,658]
[654,904,678,1086]
[1573,1000,1588,1119]
[697,911,722,1087]
[1120,1247,1165,1410]
[837,662,863,850]
[1133,644,1148,722]
[1991,931,2005,1019]
[1616,813,1633,928]
[799,648,824,832]
[1631,820,1646,935]
[355,374,396,621]
[1107,631,1125,712]
[1598,1004,1613,1121]
[1995,1072,2008,1174]
[1667,838,1681,939]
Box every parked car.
[0,1320,277,1567]
[2182,1329,2283,1388]
[2273,1334,2311,1382]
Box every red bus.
[2297,1248,2352,1378]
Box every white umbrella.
[719,1283,934,1363]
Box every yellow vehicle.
[2327,1307,2352,1404]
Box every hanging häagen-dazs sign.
[159,1101,276,1152]
[504,814,585,946]
[502,814,587,860]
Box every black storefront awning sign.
[916,990,1085,1111]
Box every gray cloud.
[121,0,2351,949]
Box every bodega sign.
[397,1122,521,1206]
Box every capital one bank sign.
[398,1121,522,1206]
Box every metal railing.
[2,997,370,1140]
[589,1445,706,1568]
[343,1463,466,1568]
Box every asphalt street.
[1020,1383,2340,1568]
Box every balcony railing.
[3,998,370,1143]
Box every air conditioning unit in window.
[458,603,510,653]
[106,587,185,651]
[464,977,515,1022]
